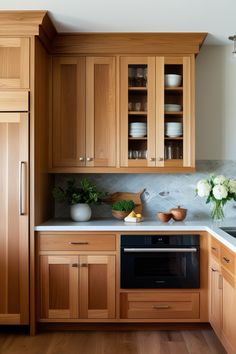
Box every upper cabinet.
[49,33,207,173]
[0,37,29,89]
[50,56,116,170]
[120,56,194,169]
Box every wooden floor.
[0,330,226,354]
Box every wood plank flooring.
[0,330,226,354]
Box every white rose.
[214,175,227,185]
[228,179,236,194]
[197,180,211,198]
[212,184,228,200]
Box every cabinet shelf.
[128,137,147,140]
[128,111,147,115]
[165,137,183,140]
[165,87,183,91]
[128,87,147,91]
[164,111,183,115]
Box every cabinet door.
[209,259,222,335]
[0,38,29,89]
[39,255,79,320]
[80,255,115,319]
[0,113,29,324]
[221,271,236,353]
[157,56,195,168]
[52,57,86,168]
[120,57,156,167]
[86,57,116,167]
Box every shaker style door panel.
[0,37,29,89]
[39,255,80,320]
[0,113,29,324]
[209,259,222,335]
[80,255,116,319]
[86,57,116,167]
[52,57,86,168]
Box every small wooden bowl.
[157,212,172,222]
[170,206,187,221]
[112,210,130,220]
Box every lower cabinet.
[120,292,200,320]
[209,255,236,354]
[39,254,115,320]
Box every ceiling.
[0,0,235,45]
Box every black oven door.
[121,247,200,288]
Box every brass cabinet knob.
[79,157,84,161]
[86,157,93,162]
[158,157,164,161]
[80,263,88,267]
[71,263,79,267]
[149,157,155,161]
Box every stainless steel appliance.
[120,234,200,288]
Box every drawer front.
[38,233,116,251]
[221,245,235,275]
[210,237,221,259]
[120,292,200,319]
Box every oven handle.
[123,247,198,253]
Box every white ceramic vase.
[70,203,92,222]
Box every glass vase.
[211,200,224,221]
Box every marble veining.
[54,160,236,220]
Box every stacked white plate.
[165,122,183,137]
[129,122,147,137]
[164,104,182,112]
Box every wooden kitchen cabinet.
[0,37,29,89]
[51,56,116,170]
[209,237,236,354]
[120,56,194,169]
[0,112,29,324]
[39,254,115,320]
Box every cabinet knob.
[149,157,155,162]
[79,157,84,161]
[211,267,218,272]
[71,263,79,267]
[152,305,170,309]
[80,263,88,267]
[223,256,230,264]
[86,157,93,162]
[158,157,164,161]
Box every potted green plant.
[111,200,135,220]
[52,178,105,221]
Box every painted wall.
[196,45,236,159]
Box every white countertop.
[35,217,236,252]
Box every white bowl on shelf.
[165,74,182,87]
[129,122,147,128]
[164,104,182,112]
[130,133,147,137]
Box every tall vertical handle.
[19,161,27,215]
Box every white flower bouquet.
[196,175,236,220]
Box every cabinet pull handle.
[223,256,230,264]
[69,241,89,245]
[152,305,170,309]
[86,157,93,162]
[71,263,79,267]
[149,157,155,161]
[218,274,223,290]
[158,157,164,161]
[211,267,218,272]
[211,247,217,251]
[79,157,84,161]
[80,263,88,267]
[19,161,27,216]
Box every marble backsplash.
[54,160,236,221]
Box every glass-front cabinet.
[120,56,194,170]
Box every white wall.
[196,45,236,159]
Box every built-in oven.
[120,234,200,288]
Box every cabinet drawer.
[221,245,235,275]
[210,237,221,259]
[38,233,116,251]
[120,292,200,319]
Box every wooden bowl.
[170,206,187,221]
[156,212,172,223]
[112,210,130,220]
